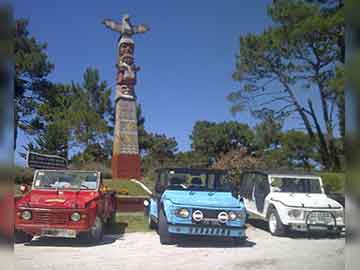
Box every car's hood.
[17,190,99,209]
[163,190,243,209]
[270,193,342,209]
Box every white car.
[238,170,345,236]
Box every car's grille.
[189,227,231,236]
[306,211,334,225]
[33,211,68,225]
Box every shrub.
[317,172,345,193]
[69,162,112,178]
[212,148,264,184]
[14,167,35,185]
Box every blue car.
[144,168,247,245]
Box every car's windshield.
[164,170,231,192]
[33,171,99,190]
[270,177,322,194]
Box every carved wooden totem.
[103,15,149,180]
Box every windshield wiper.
[81,184,90,190]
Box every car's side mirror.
[20,184,29,194]
[155,184,164,194]
[231,185,240,198]
[100,185,109,193]
[323,185,331,194]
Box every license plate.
[41,229,77,238]
[309,225,328,231]
[203,220,219,226]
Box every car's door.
[254,173,270,215]
[149,172,167,220]
[240,173,257,215]
[97,173,106,216]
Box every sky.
[13,0,324,166]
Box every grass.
[104,179,149,196]
[107,212,151,234]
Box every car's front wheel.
[231,237,246,246]
[80,216,104,243]
[148,215,158,230]
[158,209,174,245]
[268,207,286,236]
[14,230,32,243]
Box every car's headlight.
[144,199,150,207]
[229,211,246,221]
[288,209,303,219]
[21,210,32,220]
[176,208,190,218]
[333,210,344,219]
[229,211,237,220]
[71,212,81,222]
[237,211,246,220]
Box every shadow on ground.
[22,222,129,248]
[175,236,256,248]
[248,218,345,240]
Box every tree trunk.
[308,100,332,170]
[280,78,315,139]
[317,81,341,171]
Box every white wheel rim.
[269,213,277,233]
[91,217,102,239]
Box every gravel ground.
[15,225,344,270]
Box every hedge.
[12,166,345,194]
[317,172,345,193]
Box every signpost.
[26,151,68,170]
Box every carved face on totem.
[118,84,135,97]
[119,42,134,56]
[121,54,134,65]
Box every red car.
[15,170,116,243]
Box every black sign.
[26,151,68,170]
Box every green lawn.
[107,212,151,234]
[104,179,149,196]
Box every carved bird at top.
[102,14,150,36]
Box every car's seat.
[168,177,186,189]
[189,177,203,189]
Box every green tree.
[228,0,344,171]
[254,112,283,150]
[141,133,178,177]
[70,68,112,149]
[173,151,209,168]
[137,103,147,154]
[190,121,254,160]
[71,143,109,164]
[14,19,54,150]
[34,83,73,157]
[281,130,318,170]
[22,123,69,158]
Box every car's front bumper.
[15,223,91,237]
[168,224,246,238]
[288,222,345,233]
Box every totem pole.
[103,15,149,180]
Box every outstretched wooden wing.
[102,18,123,33]
[133,24,150,34]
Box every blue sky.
[14,0,325,166]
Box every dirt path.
[15,226,344,270]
